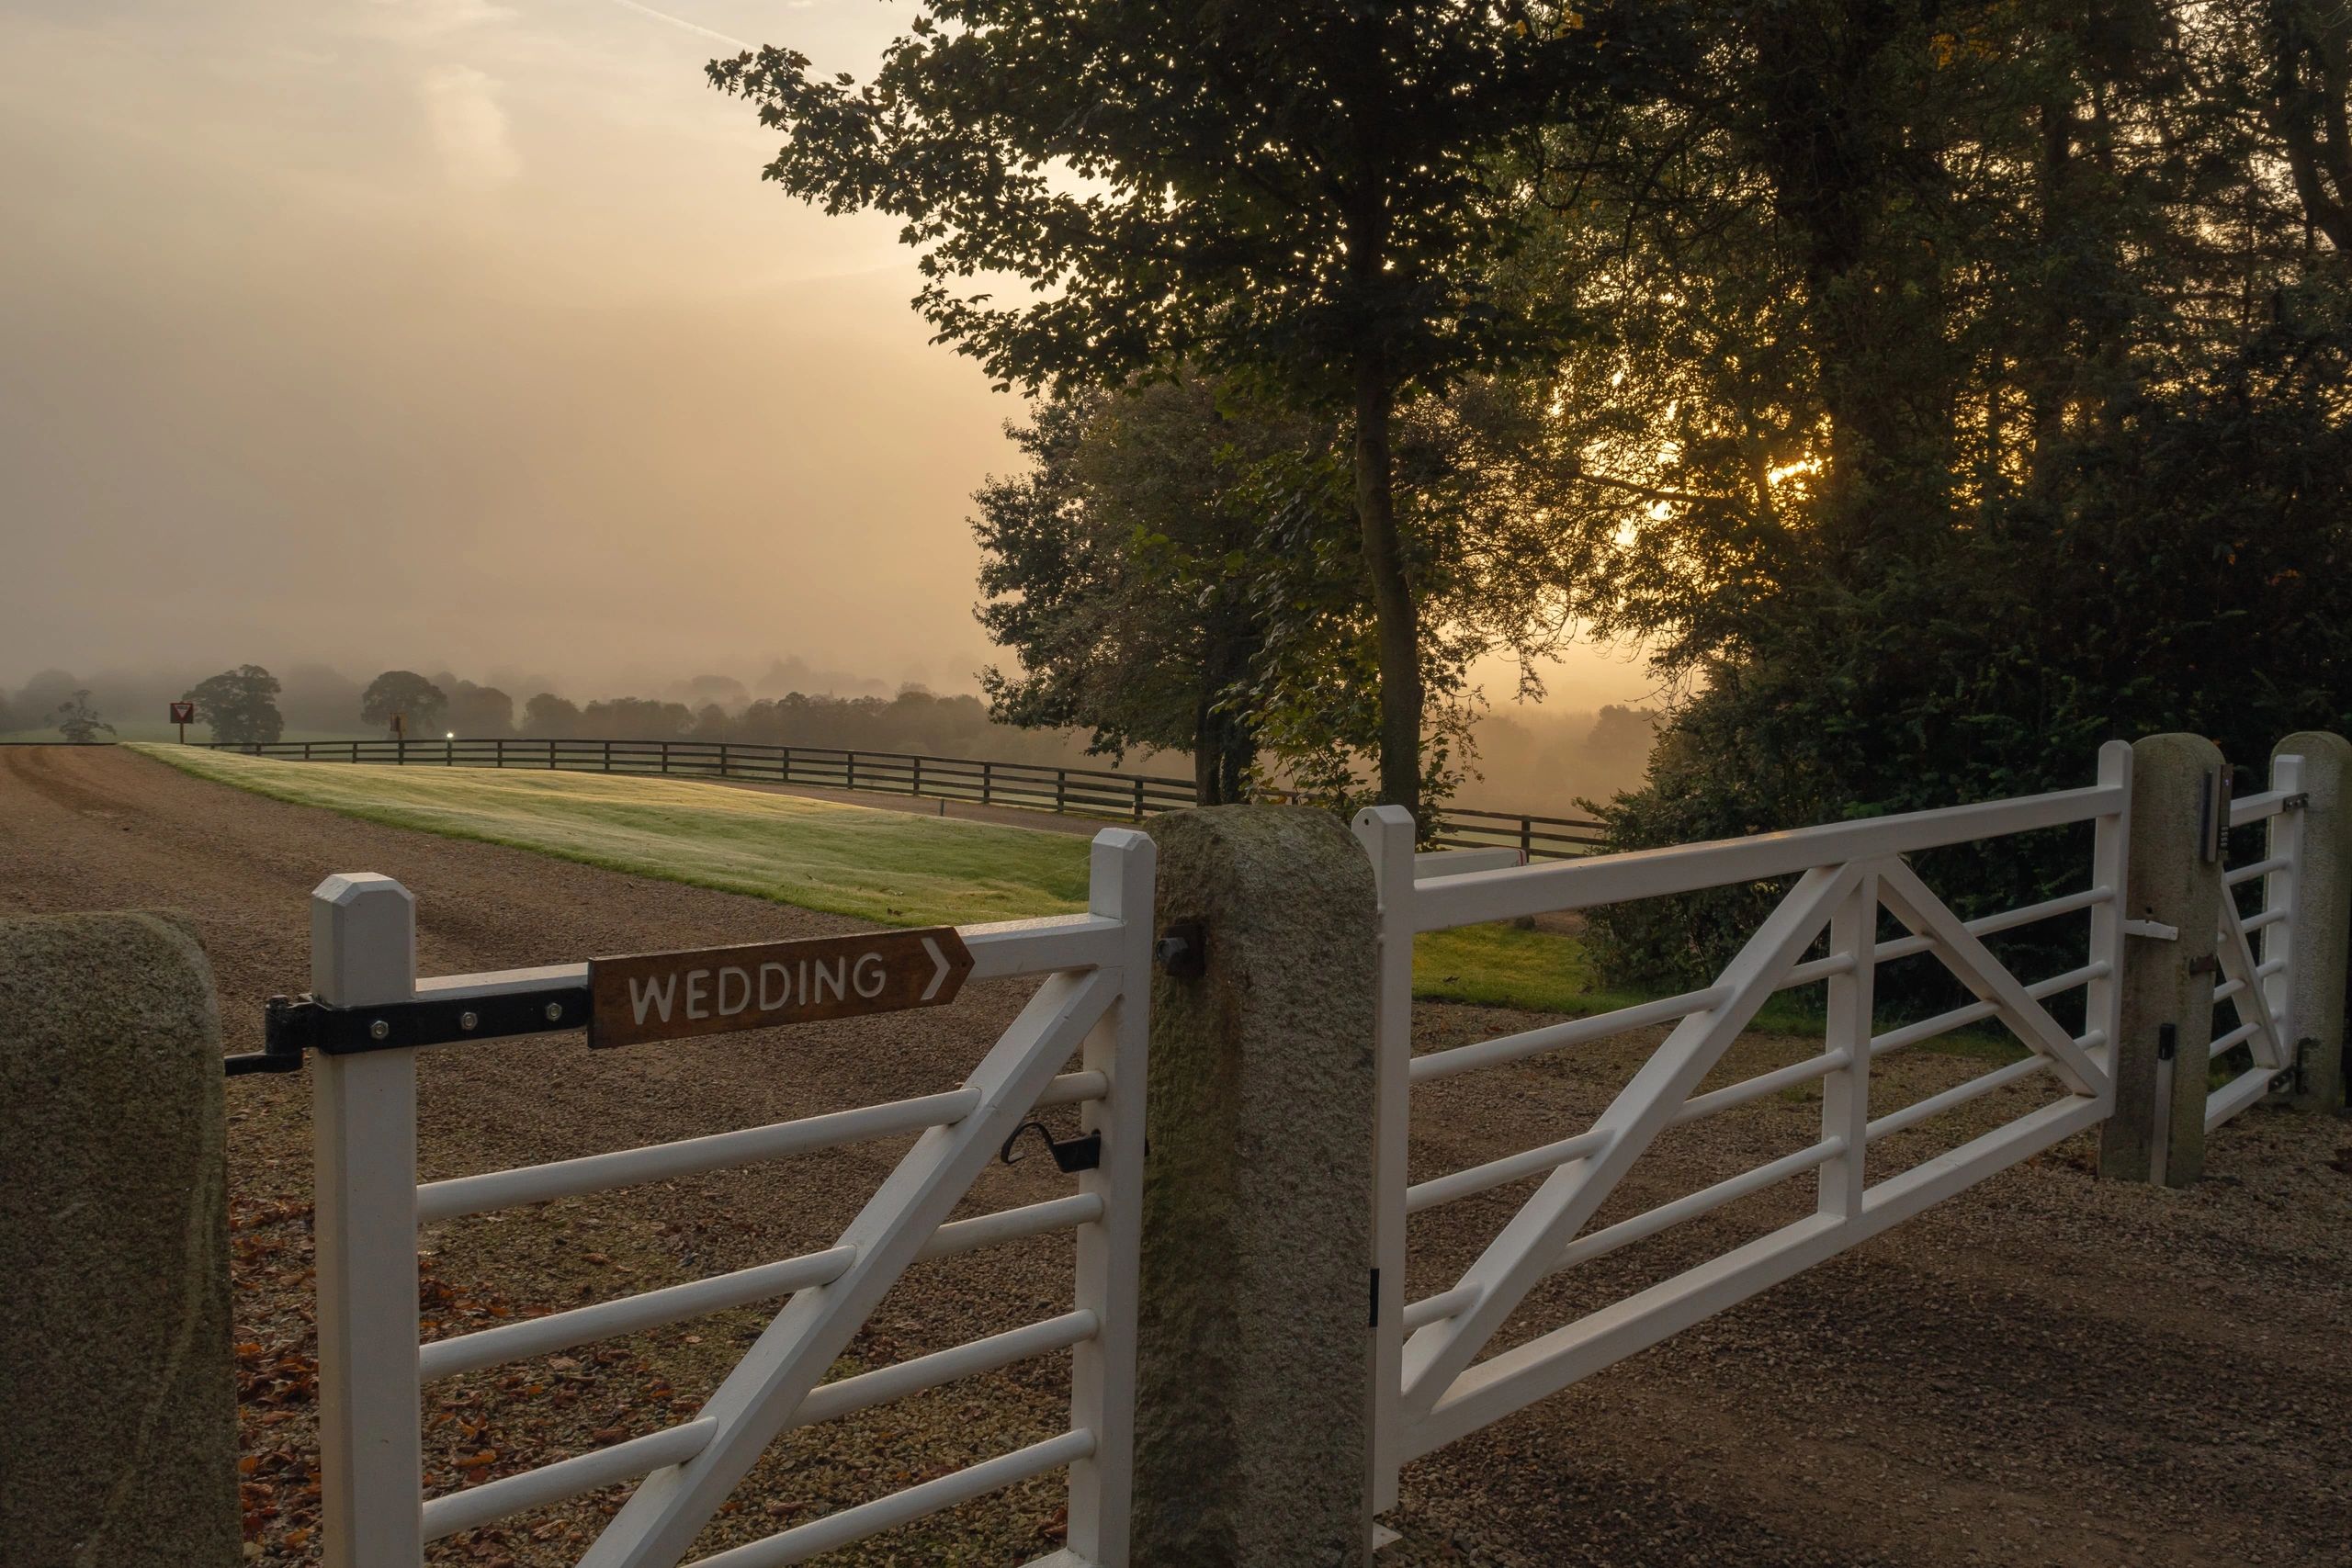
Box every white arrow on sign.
[920,935,952,1001]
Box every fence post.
[310,874,424,1567]
[1057,769,1069,814]
[1135,806,1377,1566]
[0,909,241,1563]
[1133,776,1146,821]
[1349,806,1414,1524]
[2275,731,2352,1109]
[2099,734,2227,1186]
[847,750,857,792]
[1064,828,1157,1565]
[983,760,994,806]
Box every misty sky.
[0,0,1653,708]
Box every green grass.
[1413,919,2028,1058]
[1413,920,1834,1036]
[133,744,2035,1059]
[130,744,1092,927]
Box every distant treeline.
[1,662,1656,818]
[507,688,1097,767]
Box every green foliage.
[1565,0,2352,997]
[50,689,113,744]
[709,1,1666,810]
[182,664,283,746]
[973,378,1308,802]
[359,671,447,738]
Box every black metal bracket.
[2156,1022,2177,1063]
[1155,919,1207,979]
[224,986,592,1077]
[998,1119,1102,1174]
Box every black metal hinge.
[1369,1268,1382,1328]
[224,986,592,1077]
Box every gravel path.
[4,745,2347,1567]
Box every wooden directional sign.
[587,928,975,1048]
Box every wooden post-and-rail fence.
[191,735,1609,856]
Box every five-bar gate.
[1355,742,2132,1504]
[298,830,1153,1567]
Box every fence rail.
[193,736,1608,854]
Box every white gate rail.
[1356,743,2131,1504]
[309,829,1154,1568]
[2210,756,2307,1130]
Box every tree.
[975,380,1301,803]
[182,665,283,745]
[359,671,447,738]
[444,682,516,738]
[1537,0,2352,996]
[51,690,113,744]
[709,2,1659,815]
[2263,0,2352,258]
[521,693,582,739]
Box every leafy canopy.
[183,664,284,746]
[709,2,1649,404]
[360,671,447,736]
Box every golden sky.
[0,0,1652,710]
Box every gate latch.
[999,1119,1102,1174]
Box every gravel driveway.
[4,744,2346,1567]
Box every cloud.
[420,62,520,186]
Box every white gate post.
[311,874,424,1568]
[2274,732,2352,1110]
[1065,828,1157,1567]
[1350,805,1414,1523]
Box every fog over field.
[0,0,1654,729]
[0,658,1660,819]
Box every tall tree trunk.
[1192,694,1220,806]
[1353,358,1423,818]
[2267,0,2352,260]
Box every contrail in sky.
[606,0,751,50]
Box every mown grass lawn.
[132,744,1094,926]
[136,744,2021,1055]
[1413,919,1838,1037]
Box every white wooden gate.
[2209,755,2308,1130]
[1355,743,2131,1505]
[300,829,1154,1568]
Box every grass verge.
[130,744,1092,927]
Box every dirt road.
[4,744,2347,1567]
